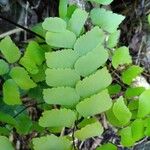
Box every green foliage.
[96,143,117,150]
[0,136,14,150]
[148,14,150,24]
[88,0,113,5]
[0,59,9,75]
[59,0,68,19]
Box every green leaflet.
[74,26,105,56]
[121,65,143,85]
[96,143,117,150]
[0,36,21,63]
[0,136,14,150]
[43,87,80,106]
[39,108,76,128]
[76,67,112,98]
[107,30,120,48]
[107,84,121,95]
[45,49,79,69]
[59,0,68,19]
[138,90,150,118]
[32,135,71,150]
[3,79,21,105]
[113,97,132,125]
[112,46,132,68]
[46,30,76,48]
[75,44,108,77]
[0,59,9,75]
[45,68,80,87]
[68,8,88,36]
[88,0,113,5]
[128,100,138,111]
[74,121,103,141]
[144,118,150,136]
[42,17,67,32]
[148,14,150,24]
[10,67,37,90]
[76,90,112,117]
[90,8,125,33]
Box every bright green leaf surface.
[46,30,76,48]
[76,67,112,98]
[112,46,132,68]
[0,136,14,150]
[90,8,125,33]
[3,79,21,105]
[39,108,76,127]
[88,0,113,5]
[96,143,117,150]
[10,67,37,90]
[0,36,21,63]
[68,8,88,36]
[75,44,108,77]
[74,121,103,140]
[33,134,71,150]
[45,49,79,69]
[59,0,68,19]
[74,26,105,56]
[107,84,121,95]
[0,59,9,75]
[43,87,80,106]
[76,89,112,117]
[45,68,80,87]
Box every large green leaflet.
[75,44,108,77]
[88,0,113,5]
[76,90,112,117]
[0,136,14,150]
[45,68,80,87]
[112,46,132,68]
[138,90,150,118]
[0,59,9,75]
[3,79,21,105]
[39,108,76,127]
[43,87,80,106]
[42,17,67,32]
[45,49,79,69]
[46,30,76,48]
[10,67,37,90]
[113,97,132,125]
[74,121,103,141]
[68,8,88,36]
[90,8,125,33]
[32,135,71,150]
[74,26,105,56]
[76,67,112,98]
[0,36,21,63]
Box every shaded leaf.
[0,59,9,75]
[88,0,113,5]
[0,136,14,150]
[107,84,121,95]
[96,143,117,150]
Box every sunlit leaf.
[76,67,112,98]
[39,108,76,127]
[0,59,9,75]
[74,26,105,56]
[59,0,68,19]
[3,79,21,105]
[90,8,125,33]
[45,68,80,87]
[0,36,21,63]
[76,89,112,117]
[0,136,14,150]
[88,0,113,5]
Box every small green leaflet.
[107,84,121,95]
[59,0,68,19]
[75,121,103,141]
[45,68,80,87]
[148,14,150,24]
[96,143,117,150]
[112,46,132,68]
[75,44,108,77]
[32,135,71,150]
[39,108,76,128]
[90,8,125,33]
[76,67,112,98]
[138,90,150,118]
[0,36,21,63]
[113,97,132,125]
[46,30,76,48]
[0,59,9,75]
[42,17,66,32]
[107,30,120,48]
[45,49,79,69]
[87,0,113,5]
[10,67,37,90]
[68,8,88,36]
[144,118,150,136]
[43,87,80,106]
[3,79,21,105]
[76,89,112,117]
[74,26,105,56]
[128,100,138,111]
[0,136,14,150]
[121,65,143,85]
